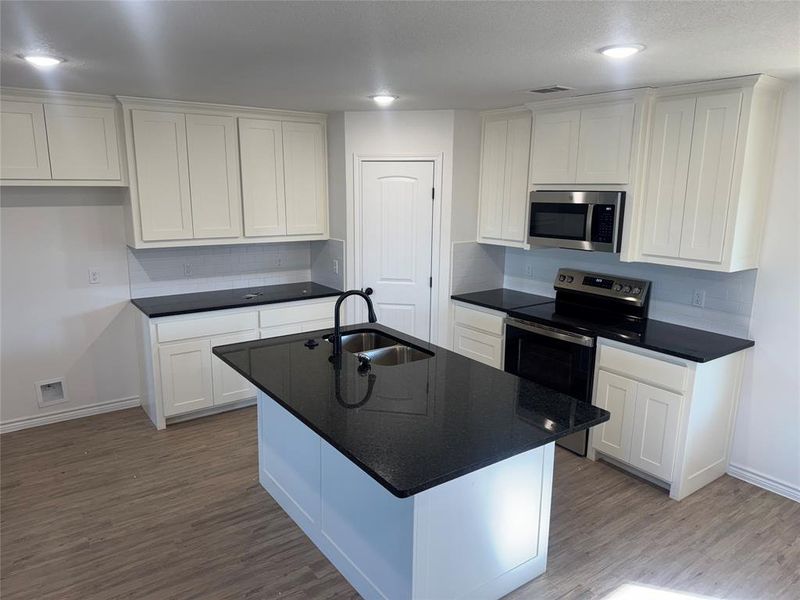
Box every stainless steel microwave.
[528,191,625,252]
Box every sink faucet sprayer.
[331,289,377,356]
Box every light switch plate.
[692,289,706,307]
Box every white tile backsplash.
[310,239,345,290]
[504,247,758,337]
[127,242,313,298]
[451,241,505,294]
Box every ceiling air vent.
[528,85,573,94]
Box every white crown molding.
[0,86,119,106]
[0,396,141,434]
[116,95,327,122]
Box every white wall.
[729,83,800,500]
[1,188,140,427]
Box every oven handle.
[505,318,596,348]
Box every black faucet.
[331,289,378,356]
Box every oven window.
[530,203,588,240]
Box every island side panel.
[411,443,555,599]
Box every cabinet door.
[640,96,696,258]
[131,110,194,241]
[211,331,258,406]
[478,116,508,240]
[629,383,683,481]
[679,91,743,263]
[576,102,635,184]
[592,370,637,461]
[44,104,121,180]
[283,121,327,235]
[452,325,503,369]
[159,339,214,417]
[185,114,242,239]
[501,112,532,242]
[0,101,51,179]
[529,109,580,184]
[239,118,286,237]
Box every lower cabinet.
[590,339,746,500]
[211,330,259,406]
[450,302,505,369]
[159,339,214,417]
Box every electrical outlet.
[524,264,533,279]
[692,289,706,308]
[88,269,100,284]
[183,263,192,277]
[333,259,339,275]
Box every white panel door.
[185,114,242,239]
[679,91,743,263]
[283,121,326,235]
[576,102,635,184]
[361,161,434,340]
[44,104,121,180]
[477,117,508,240]
[501,112,532,242]
[629,383,683,481]
[159,339,214,416]
[211,331,259,406]
[592,370,638,462]
[641,96,697,258]
[0,101,51,179]
[529,109,580,184]
[131,110,194,241]
[239,118,286,237]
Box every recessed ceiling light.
[598,44,645,59]
[369,94,398,107]
[21,54,65,68]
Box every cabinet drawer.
[259,299,336,328]
[453,304,505,336]
[453,325,503,369]
[157,312,258,343]
[598,344,687,393]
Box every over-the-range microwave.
[528,190,625,252]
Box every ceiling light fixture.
[598,44,645,59]
[369,94,398,107]
[21,54,65,68]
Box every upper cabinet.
[477,109,532,246]
[120,97,329,248]
[1,91,125,185]
[632,75,784,272]
[530,99,635,185]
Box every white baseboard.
[0,396,141,434]
[727,463,800,503]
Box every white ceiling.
[1,1,798,112]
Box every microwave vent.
[528,85,573,94]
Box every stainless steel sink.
[357,345,433,366]
[339,332,397,354]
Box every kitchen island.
[213,324,609,599]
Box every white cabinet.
[211,331,258,406]
[529,100,634,185]
[159,339,214,417]
[477,110,532,246]
[451,302,505,369]
[1,91,125,185]
[185,114,242,239]
[0,100,51,179]
[634,75,784,271]
[283,121,327,236]
[44,104,121,180]
[239,118,286,237]
[591,339,747,501]
[131,110,194,241]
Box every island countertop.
[213,323,609,498]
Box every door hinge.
[429,276,433,288]
[431,187,435,201]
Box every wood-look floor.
[1,407,798,600]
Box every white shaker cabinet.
[283,121,327,236]
[239,118,287,237]
[477,109,532,246]
[0,100,51,179]
[450,302,505,369]
[159,339,215,417]
[634,75,784,271]
[529,109,579,185]
[629,382,683,481]
[45,104,121,180]
[131,110,194,241]
[592,370,638,462]
[185,114,242,239]
[211,331,259,406]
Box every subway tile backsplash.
[127,243,313,298]
[451,241,505,294]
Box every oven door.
[504,318,595,456]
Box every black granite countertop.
[131,281,342,318]
[212,323,609,498]
[451,288,554,311]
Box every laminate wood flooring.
[1,407,798,599]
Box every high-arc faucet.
[331,289,378,356]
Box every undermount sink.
[357,345,433,366]
[338,332,397,354]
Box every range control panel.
[555,269,651,305]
